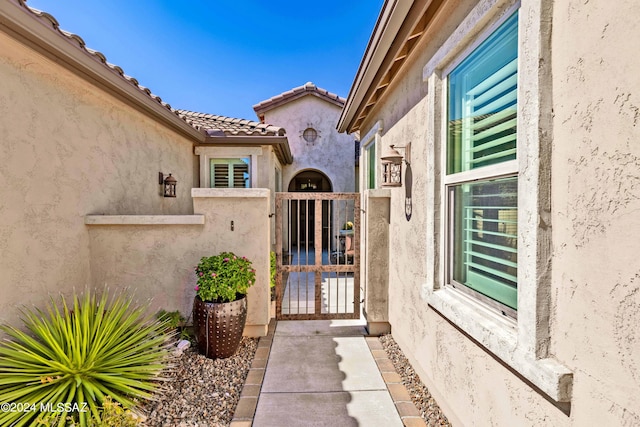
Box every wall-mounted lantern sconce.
[381,143,410,187]
[159,172,177,197]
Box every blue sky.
[27,0,384,120]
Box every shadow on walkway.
[252,319,403,427]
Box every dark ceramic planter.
[192,295,247,359]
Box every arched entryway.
[287,170,333,250]
[287,169,333,192]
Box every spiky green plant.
[0,290,172,427]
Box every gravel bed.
[379,334,451,426]
[141,337,258,427]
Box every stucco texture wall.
[358,0,639,425]
[0,32,196,325]
[262,95,355,193]
[86,191,271,336]
[551,0,640,424]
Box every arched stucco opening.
[287,169,333,192]
[286,170,333,250]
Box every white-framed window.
[194,146,262,189]
[210,158,250,188]
[445,10,519,318]
[360,120,383,191]
[425,0,572,402]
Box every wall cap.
[191,188,270,198]
[85,215,205,225]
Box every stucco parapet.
[191,188,269,199]
[429,288,573,403]
[84,215,205,225]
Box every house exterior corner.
[342,0,640,424]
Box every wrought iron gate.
[275,192,360,320]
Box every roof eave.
[338,0,445,134]
[254,83,345,116]
[200,135,293,165]
[0,0,204,143]
[338,0,409,133]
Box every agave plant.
[0,290,172,427]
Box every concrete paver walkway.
[231,318,425,426]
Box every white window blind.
[464,58,517,170]
[446,11,519,314]
[210,158,250,188]
[452,177,518,309]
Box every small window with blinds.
[210,158,250,188]
[446,11,519,317]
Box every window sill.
[428,287,573,403]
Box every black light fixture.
[159,172,177,197]
[381,144,410,187]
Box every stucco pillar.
[363,189,391,335]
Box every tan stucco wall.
[0,31,197,325]
[550,0,640,424]
[358,0,640,425]
[261,95,355,193]
[86,190,271,336]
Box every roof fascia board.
[0,1,204,143]
[340,0,444,134]
[338,0,413,133]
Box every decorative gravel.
[379,334,451,426]
[141,337,258,427]
[137,333,446,426]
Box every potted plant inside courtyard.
[193,252,256,359]
[340,220,354,235]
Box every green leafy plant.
[270,251,276,290]
[155,309,192,341]
[0,290,171,427]
[156,309,185,329]
[270,251,277,302]
[91,396,141,427]
[342,221,354,230]
[195,252,256,303]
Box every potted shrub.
[340,220,354,235]
[193,252,256,359]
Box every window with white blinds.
[210,158,250,188]
[448,12,518,175]
[450,177,518,310]
[446,11,519,315]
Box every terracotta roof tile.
[253,82,345,115]
[176,110,286,137]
